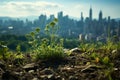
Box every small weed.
[0,41,9,60]
[27,18,67,61]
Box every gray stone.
[23,63,38,72]
[70,48,83,54]
[32,77,39,80]
[81,65,103,72]
[40,74,55,80]
[55,75,62,80]
[112,49,117,53]
[69,76,78,80]
[28,70,34,73]
[41,68,54,75]
[47,74,54,79]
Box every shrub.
[0,41,8,60]
[27,18,67,61]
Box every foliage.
[35,39,65,61]
[26,27,41,50]
[102,56,110,65]
[64,39,80,49]
[79,42,97,52]
[0,35,29,51]
[27,18,66,61]
[79,40,119,80]
[0,41,8,60]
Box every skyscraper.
[57,11,63,19]
[99,10,103,21]
[81,12,84,21]
[89,7,92,21]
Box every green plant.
[36,18,66,61]
[0,41,9,60]
[102,62,114,80]
[16,44,21,53]
[26,27,40,50]
[13,53,24,65]
[79,43,89,52]
[102,56,110,65]
[45,18,59,46]
[28,18,66,61]
[79,42,98,53]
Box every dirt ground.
[0,51,120,80]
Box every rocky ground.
[0,48,120,80]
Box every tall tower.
[57,11,63,19]
[81,12,83,21]
[89,6,92,21]
[99,10,103,21]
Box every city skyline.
[0,0,120,19]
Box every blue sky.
[0,0,120,19]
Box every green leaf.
[50,22,56,27]
[54,18,58,22]
[102,56,109,64]
[30,32,35,37]
[35,28,40,33]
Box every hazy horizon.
[0,0,120,19]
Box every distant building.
[89,7,92,21]
[99,10,103,22]
[81,12,84,21]
[79,34,85,41]
[58,11,63,19]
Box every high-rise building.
[57,11,63,19]
[81,12,84,21]
[99,10,103,21]
[89,7,92,21]
[108,16,111,22]
[50,14,55,20]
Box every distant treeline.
[0,35,80,51]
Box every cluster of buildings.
[76,7,120,42]
[0,7,120,42]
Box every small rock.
[81,65,103,73]
[62,78,65,80]
[40,75,47,78]
[32,77,39,80]
[61,66,73,72]
[28,70,34,73]
[112,49,117,53]
[114,68,118,71]
[47,74,54,79]
[70,48,80,52]
[55,75,62,80]
[13,72,21,76]
[64,49,70,53]
[23,63,38,72]
[71,56,76,60]
[70,48,83,55]
[69,76,78,80]
[41,68,54,75]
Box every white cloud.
[0,1,119,19]
[0,1,63,17]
